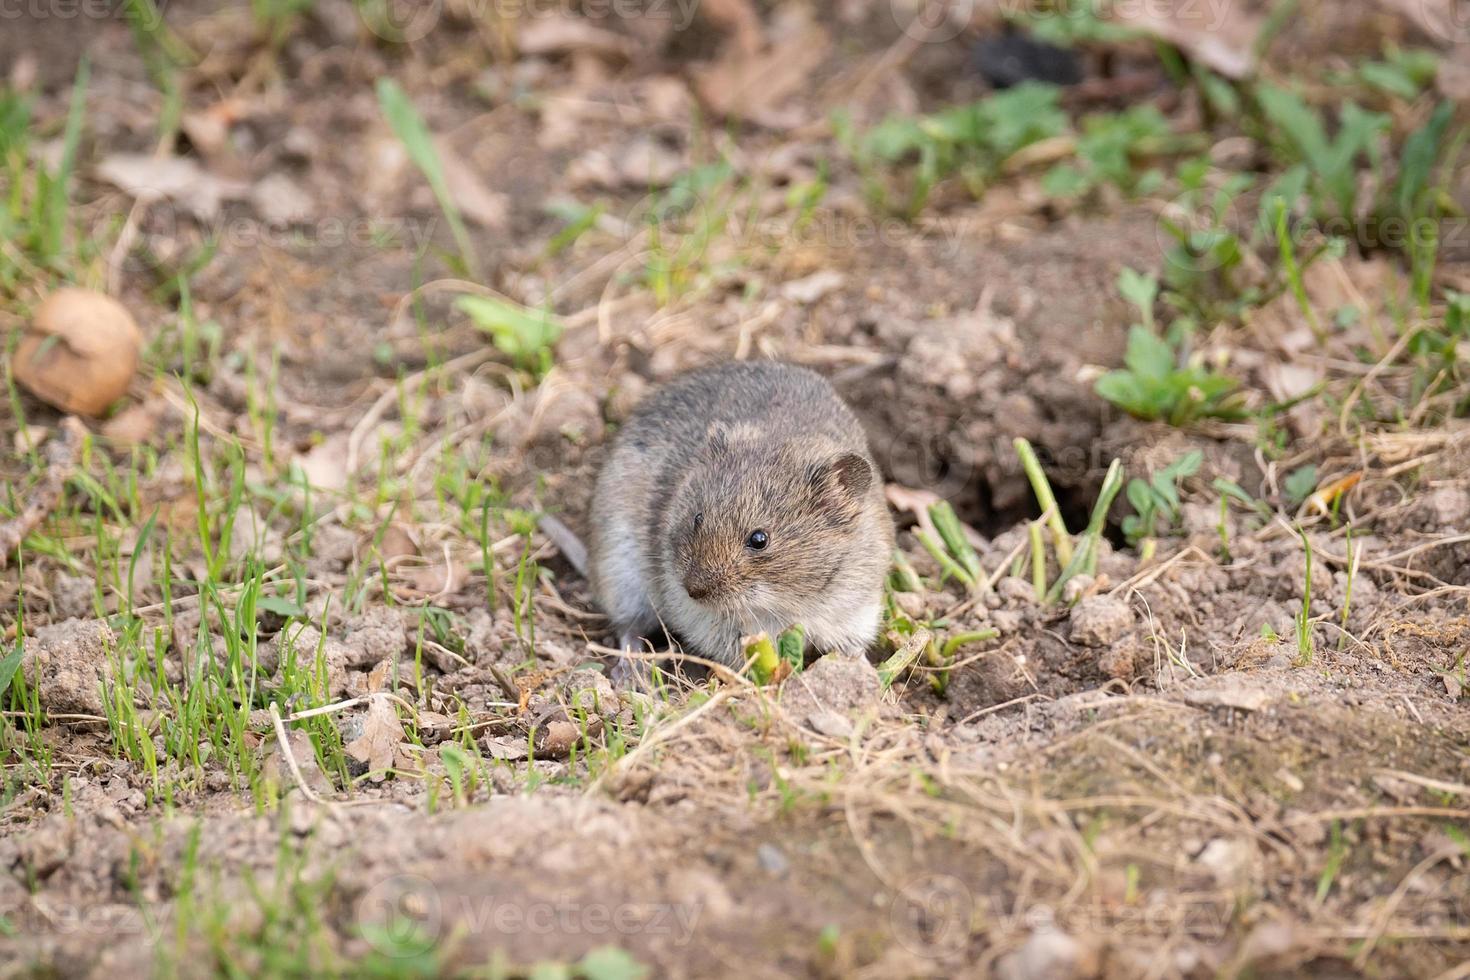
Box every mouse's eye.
[745,529,768,551]
[693,512,704,530]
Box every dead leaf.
[693,12,829,128]
[1438,58,1470,102]
[1262,362,1322,403]
[781,270,845,305]
[399,555,467,597]
[250,172,315,227]
[364,658,394,693]
[1378,0,1470,45]
[702,0,763,56]
[483,734,530,761]
[377,523,419,562]
[293,432,351,491]
[344,695,405,781]
[1109,1,1262,79]
[436,140,509,230]
[517,13,637,58]
[100,398,165,448]
[637,76,696,123]
[180,100,245,159]
[96,153,249,220]
[568,137,686,190]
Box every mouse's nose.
[683,568,717,602]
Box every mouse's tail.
[537,514,589,579]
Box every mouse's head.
[667,423,878,618]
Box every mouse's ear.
[810,451,873,508]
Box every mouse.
[582,360,894,683]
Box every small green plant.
[251,0,313,48]
[744,625,807,684]
[1122,451,1202,547]
[1095,270,1245,425]
[1010,0,1138,45]
[1158,159,1257,321]
[1013,437,1073,569]
[640,161,740,305]
[1044,457,1124,604]
[1255,85,1390,227]
[1043,104,1183,198]
[1355,45,1439,101]
[1283,465,1318,509]
[376,78,478,278]
[0,61,91,293]
[455,295,563,379]
[1406,290,1470,412]
[841,83,1067,216]
[1315,820,1347,903]
[914,499,986,592]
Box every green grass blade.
[1045,458,1124,604]
[928,500,984,585]
[1014,438,1073,567]
[376,78,479,279]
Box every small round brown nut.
[14,288,142,416]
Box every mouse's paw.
[610,654,654,692]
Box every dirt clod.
[780,653,882,728]
[1068,595,1135,647]
[19,617,115,716]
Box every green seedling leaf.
[256,595,306,618]
[928,500,983,584]
[978,83,1068,156]
[744,634,780,685]
[777,625,806,672]
[1046,457,1125,603]
[1122,325,1174,379]
[1041,163,1091,198]
[579,946,649,980]
[456,295,563,377]
[544,200,603,257]
[1256,85,1331,171]
[0,645,23,700]
[1395,99,1454,217]
[1118,268,1160,326]
[877,629,930,691]
[1213,477,1272,516]
[1284,465,1318,507]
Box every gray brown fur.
[589,361,894,667]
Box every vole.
[578,360,894,681]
